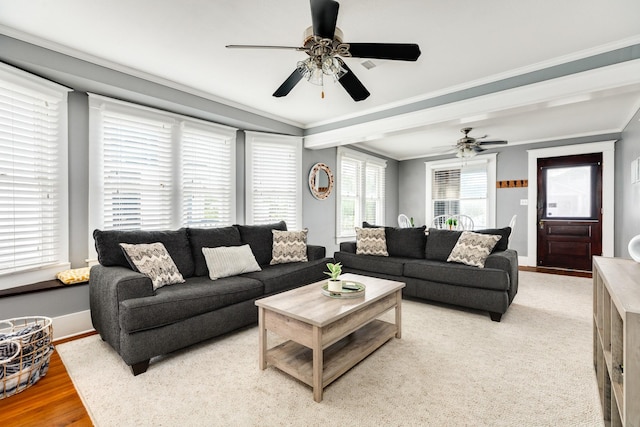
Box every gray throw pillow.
[94,228,194,278]
[188,226,243,276]
[234,221,287,265]
[425,228,462,261]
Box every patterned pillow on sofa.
[120,242,185,290]
[271,229,308,265]
[447,231,501,268]
[355,227,389,256]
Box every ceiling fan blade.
[310,0,339,39]
[478,140,508,145]
[337,61,370,101]
[345,43,421,61]
[226,45,304,51]
[273,67,305,97]
[472,146,487,153]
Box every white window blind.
[0,63,69,288]
[245,132,301,230]
[427,156,496,229]
[181,123,234,227]
[336,147,386,239]
[102,112,173,230]
[88,95,237,257]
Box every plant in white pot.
[325,262,343,292]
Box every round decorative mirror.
[308,163,334,200]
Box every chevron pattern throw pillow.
[271,229,309,265]
[355,227,389,256]
[447,231,502,268]
[120,242,185,290]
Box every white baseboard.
[52,309,94,342]
[518,255,534,267]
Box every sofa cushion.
[94,228,194,278]
[271,229,308,265]
[202,245,261,280]
[363,222,426,258]
[119,276,264,333]
[234,221,287,266]
[474,227,511,252]
[385,226,427,259]
[356,227,388,256]
[120,242,186,290]
[334,251,405,277]
[188,226,242,276]
[447,231,502,268]
[241,258,327,295]
[425,228,462,261]
[403,259,510,291]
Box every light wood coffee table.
[255,273,405,402]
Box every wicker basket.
[0,316,54,399]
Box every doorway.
[536,153,602,271]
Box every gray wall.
[398,133,624,258]
[616,108,640,257]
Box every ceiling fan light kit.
[227,0,421,101]
[450,127,509,159]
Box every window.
[89,95,236,255]
[336,147,386,239]
[245,131,301,230]
[0,63,70,290]
[425,155,496,229]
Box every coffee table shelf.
[267,319,397,388]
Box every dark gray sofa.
[334,226,518,322]
[89,221,329,375]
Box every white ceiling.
[1,0,640,160]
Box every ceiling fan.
[226,0,421,101]
[451,127,508,158]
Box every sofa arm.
[484,249,519,303]
[307,245,326,261]
[339,241,357,253]
[89,265,154,351]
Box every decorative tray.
[321,281,366,298]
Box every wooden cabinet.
[593,256,640,427]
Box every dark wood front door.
[537,153,602,271]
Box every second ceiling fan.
[226,0,421,101]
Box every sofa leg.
[131,360,150,376]
[489,312,502,322]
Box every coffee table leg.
[395,290,402,339]
[312,325,323,402]
[258,307,267,370]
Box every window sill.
[0,279,88,299]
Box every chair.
[452,214,474,230]
[431,215,448,229]
[397,214,411,228]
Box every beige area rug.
[57,271,603,426]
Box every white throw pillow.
[447,231,501,268]
[271,229,308,265]
[355,227,389,256]
[202,245,262,280]
[120,242,185,290]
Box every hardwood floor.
[0,267,590,426]
[0,333,94,427]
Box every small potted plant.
[325,262,343,292]
[446,217,458,230]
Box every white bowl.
[629,234,640,262]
